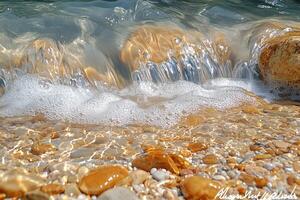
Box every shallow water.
[0,0,299,126]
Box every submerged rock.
[78,165,128,195]
[40,183,65,195]
[180,176,221,200]
[248,21,300,98]
[259,31,300,95]
[97,187,139,200]
[120,24,233,83]
[132,148,191,175]
[0,170,45,198]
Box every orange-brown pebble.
[254,177,268,188]
[31,143,56,155]
[78,165,128,195]
[0,193,5,200]
[241,105,260,114]
[226,157,236,164]
[40,184,65,195]
[169,154,192,170]
[249,145,262,151]
[180,176,221,200]
[182,115,205,127]
[50,132,60,139]
[132,149,180,174]
[237,187,246,195]
[293,161,300,173]
[287,175,296,185]
[187,142,208,153]
[202,154,218,164]
[254,154,272,160]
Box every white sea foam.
[0,74,258,127]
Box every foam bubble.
[0,75,257,127]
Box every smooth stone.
[65,183,81,197]
[259,31,300,96]
[273,140,291,150]
[187,142,208,153]
[97,187,139,200]
[40,183,65,195]
[132,150,180,174]
[180,176,221,200]
[31,143,56,155]
[25,191,49,200]
[78,165,128,195]
[0,172,45,197]
[127,170,150,185]
[150,169,169,182]
[293,161,300,173]
[202,154,218,165]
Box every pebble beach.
[0,0,299,200]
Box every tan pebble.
[254,177,268,188]
[226,157,236,164]
[162,179,179,188]
[163,189,176,200]
[187,142,208,153]
[0,172,45,197]
[50,131,59,139]
[25,190,49,200]
[245,165,269,177]
[254,154,272,160]
[129,170,150,185]
[182,115,205,127]
[241,105,260,114]
[239,173,255,185]
[40,183,64,195]
[295,178,300,185]
[180,176,221,200]
[78,165,128,195]
[273,140,291,150]
[77,166,89,179]
[202,154,218,165]
[144,179,158,190]
[180,169,194,176]
[179,149,192,158]
[31,143,56,155]
[293,161,300,173]
[65,183,81,197]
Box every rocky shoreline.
[0,101,299,200]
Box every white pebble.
[151,169,169,181]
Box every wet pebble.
[97,187,139,200]
[150,168,170,181]
[40,183,65,195]
[78,165,128,195]
[180,176,221,200]
[0,171,45,197]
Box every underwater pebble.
[97,187,139,200]
[78,165,128,195]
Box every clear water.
[0,0,299,127]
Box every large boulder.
[250,21,300,97]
